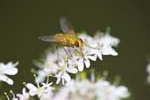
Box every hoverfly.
[38,18,83,50]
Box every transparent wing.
[60,17,75,34]
[38,35,66,42]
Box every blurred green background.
[0,0,150,100]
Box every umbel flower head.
[1,17,130,100]
[53,72,130,100]
[0,61,19,85]
[34,28,120,84]
[5,72,130,100]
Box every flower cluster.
[4,78,54,100]
[53,75,130,100]
[34,28,120,84]
[5,73,130,100]
[1,28,131,100]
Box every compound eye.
[75,41,79,47]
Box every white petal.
[13,61,19,66]
[147,64,150,73]
[62,72,71,83]
[101,47,118,56]
[22,88,27,95]
[7,61,19,68]
[36,70,47,83]
[12,98,18,100]
[56,77,61,84]
[104,34,120,46]
[17,88,30,100]
[26,83,37,96]
[84,59,90,68]
[88,48,98,55]
[97,51,103,60]
[77,59,84,71]
[0,74,14,85]
[58,58,65,66]
[56,72,62,84]
[26,83,37,91]
[67,67,78,74]
[2,68,18,75]
[87,55,97,61]
[116,86,130,97]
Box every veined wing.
[38,35,66,43]
[60,17,75,34]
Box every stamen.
[4,92,10,100]
[113,75,121,86]
[106,26,111,34]
[22,82,26,86]
[10,90,15,99]
[46,76,49,84]
[102,70,109,80]
[30,68,36,73]
[34,74,40,88]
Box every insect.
[38,18,83,50]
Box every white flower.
[94,31,120,57]
[79,33,103,60]
[0,61,19,85]
[75,45,97,71]
[26,82,53,98]
[39,83,54,100]
[79,33,98,48]
[36,63,59,83]
[34,30,120,85]
[53,74,130,100]
[16,88,30,100]
[55,58,78,84]
[53,88,70,100]
[96,79,129,100]
[26,83,43,97]
[36,70,50,83]
[78,30,119,62]
[114,86,130,98]
[34,51,59,82]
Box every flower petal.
[77,59,84,71]
[36,70,47,83]
[87,55,97,61]
[2,68,18,75]
[6,61,19,68]
[26,83,37,96]
[67,67,78,74]
[97,51,103,60]
[116,86,130,98]
[0,74,13,85]
[101,47,118,56]
[62,72,71,83]
[56,72,62,84]
[84,59,90,68]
